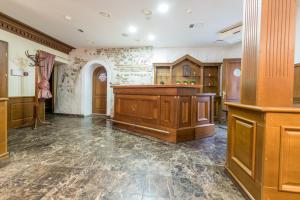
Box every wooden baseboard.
[0,152,9,159]
[112,120,196,143]
[53,113,86,118]
[195,124,215,139]
[225,167,254,200]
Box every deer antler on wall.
[25,50,46,67]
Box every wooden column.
[241,0,296,107]
[226,0,300,200]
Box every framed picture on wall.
[183,65,192,77]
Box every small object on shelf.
[190,80,196,85]
[183,65,192,77]
[176,80,181,85]
[183,80,189,85]
[160,80,165,85]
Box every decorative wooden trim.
[0,12,74,54]
[172,54,204,66]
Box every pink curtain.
[38,51,56,99]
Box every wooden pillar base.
[226,103,300,200]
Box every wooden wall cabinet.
[0,98,8,158]
[154,55,222,121]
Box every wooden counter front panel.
[227,105,300,200]
[179,96,191,128]
[160,96,177,128]
[279,126,300,193]
[114,95,160,126]
[192,96,211,126]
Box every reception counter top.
[112,85,215,143]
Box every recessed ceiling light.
[147,34,155,41]
[128,26,138,34]
[142,9,152,16]
[78,29,84,33]
[186,9,192,15]
[65,15,72,20]
[99,11,111,18]
[158,3,169,14]
[189,24,195,29]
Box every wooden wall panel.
[0,99,8,158]
[279,126,300,193]
[8,97,45,128]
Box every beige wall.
[0,29,69,97]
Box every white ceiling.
[0,0,244,48]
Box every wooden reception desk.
[112,85,215,143]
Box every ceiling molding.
[0,12,74,54]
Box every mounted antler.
[25,50,46,67]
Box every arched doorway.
[92,66,107,114]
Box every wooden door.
[92,67,107,114]
[222,59,241,110]
[0,41,8,98]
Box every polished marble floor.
[0,115,244,200]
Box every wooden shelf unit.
[154,55,222,121]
